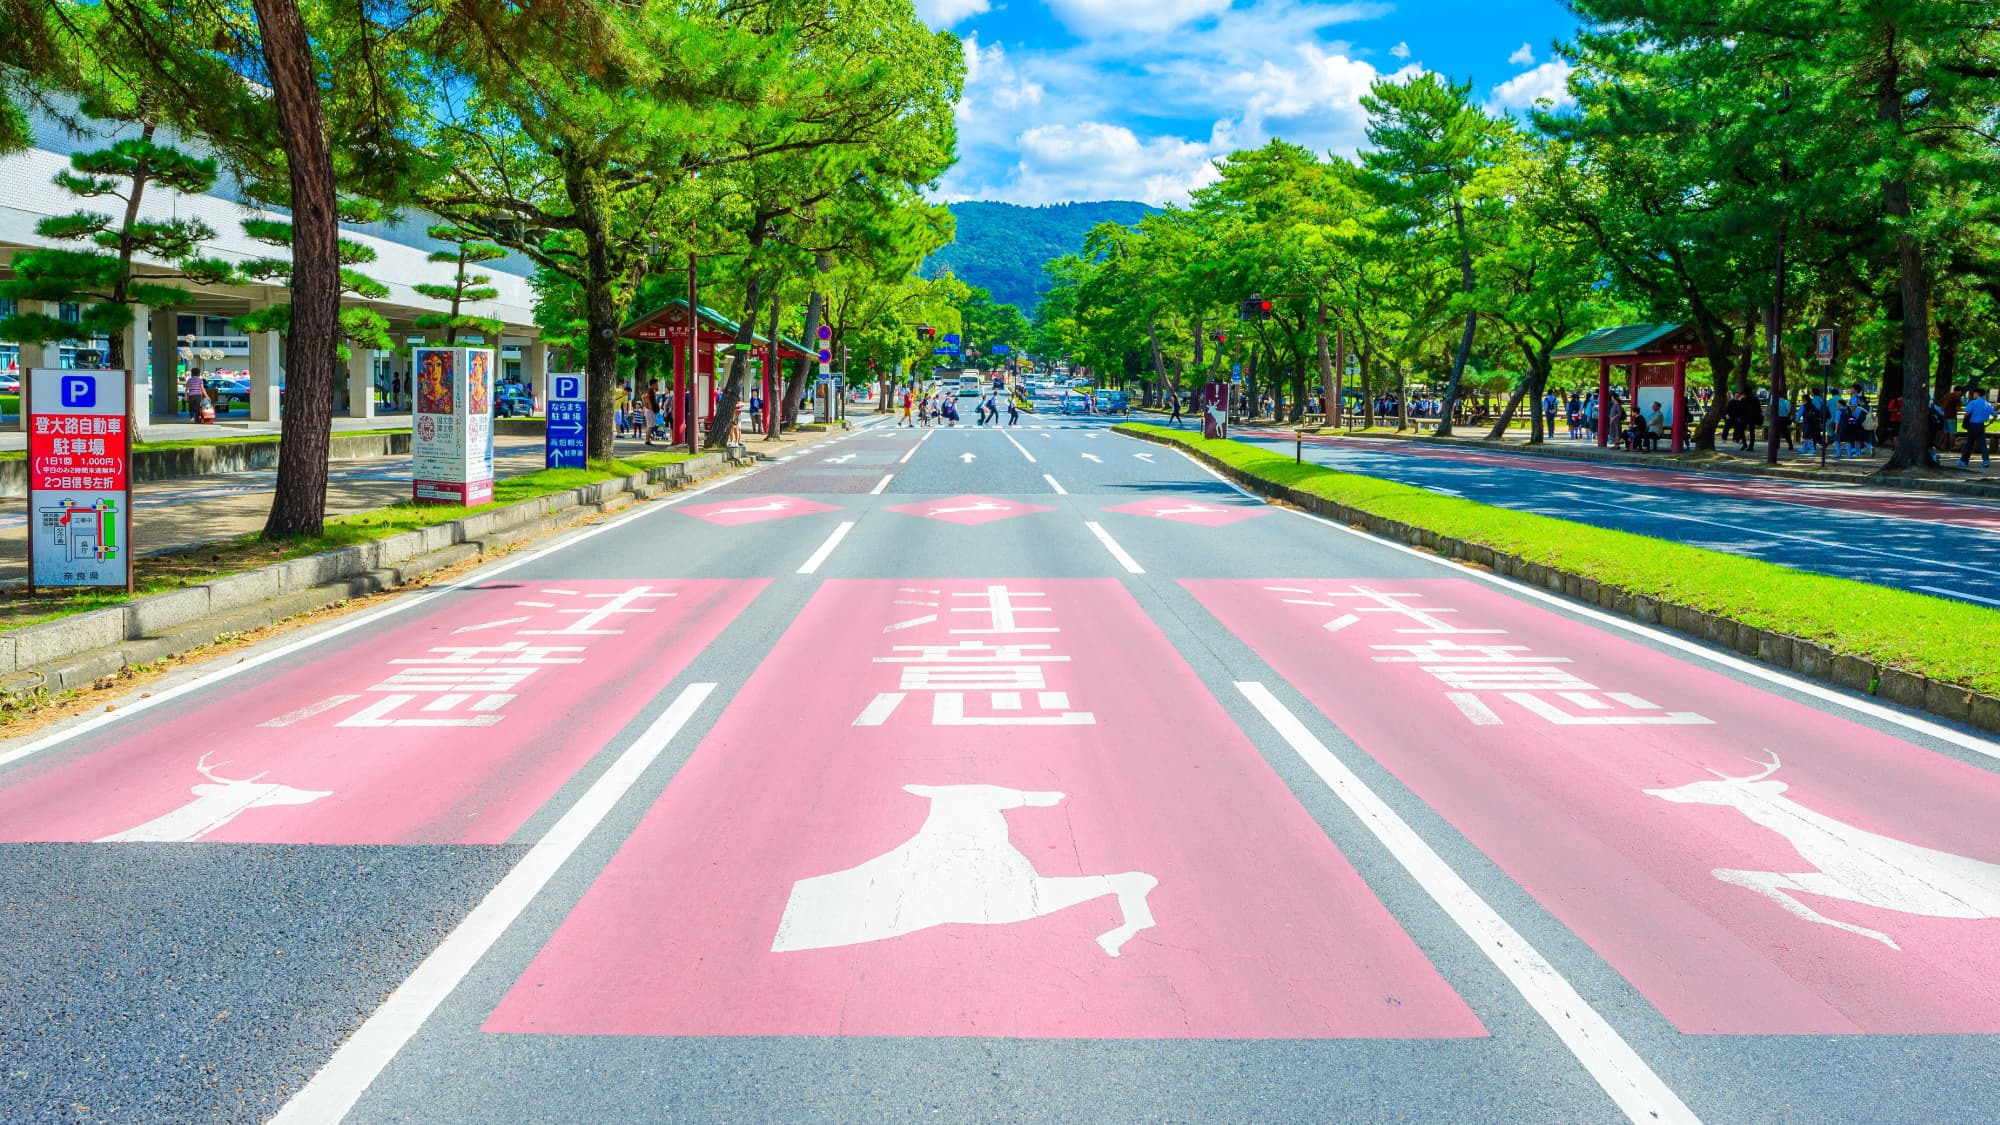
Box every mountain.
[926,200,1158,314]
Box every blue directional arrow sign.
[546,373,589,470]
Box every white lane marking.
[1133,452,1155,463]
[898,443,918,464]
[270,682,717,1125]
[1082,453,1102,463]
[797,521,856,574]
[1038,433,1052,440]
[960,452,977,464]
[1917,585,2000,608]
[1235,682,1697,1125]
[921,429,936,444]
[0,464,761,774]
[869,474,894,495]
[1447,692,1502,726]
[852,692,905,726]
[1042,474,1068,496]
[1004,433,1038,463]
[257,695,362,729]
[1085,521,1144,574]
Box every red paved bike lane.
[1189,577,2000,1035]
[485,579,1482,1039]
[0,580,764,845]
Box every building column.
[1596,357,1611,448]
[150,307,179,416]
[121,305,154,432]
[528,339,549,414]
[346,347,376,419]
[246,327,283,422]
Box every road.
[1177,419,2000,608]
[2,408,1996,1123]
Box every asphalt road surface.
[1172,419,2000,608]
[3,409,1997,1123]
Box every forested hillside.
[926,200,1156,313]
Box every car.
[0,373,19,395]
[206,376,250,408]
[495,382,534,417]
[1094,390,1130,415]
[1060,396,1092,415]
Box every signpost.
[1815,328,1836,469]
[546,373,588,470]
[27,368,132,592]
[412,346,496,505]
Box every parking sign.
[28,368,131,591]
[547,373,589,470]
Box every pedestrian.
[900,387,914,426]
[1006,396,1020,426]
[1647,402,1667,442]
[1167,390,1183,424]
[1800,393,1823,455]
[1775,393,1794,450]
[1940,385,1963,453]
[184,366,210,423]
[1960,386,1993,469]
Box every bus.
[957,372,982,397]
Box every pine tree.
[412,225,506,346]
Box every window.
[177,314,197,338]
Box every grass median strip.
[1121,422,2000,697]
[0,453,696,632]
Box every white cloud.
[1389,41,1411,59]
[1508,42,1535,67]
[913,0,989,27]
[1486,60,1574,114]
[960,36,1044,117]
[946,120,1231,206]
[1042,0,1233,36]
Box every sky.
[919,0,1580,206]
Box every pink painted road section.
[1189,577,2000,1035]
[885,495,1054,525]
[0,580,764,845]
[487,579,1481,1039]
[1102,496,1269,526]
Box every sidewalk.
[1160,409,2000,500]
[0,412,417,451]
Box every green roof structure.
[1551,323,1703,360]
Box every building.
[0,96,553,430]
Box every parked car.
[495,382,534,417]
[1094,390,1130,415]
[205,376,250,409]
[0,373,20,395]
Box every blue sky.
[919,0,1579,205]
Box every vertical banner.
[28,368,131,590]
[545,373,588,470]
[411,347,496,505]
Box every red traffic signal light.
[1259,299,1272,315]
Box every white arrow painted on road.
[824,454,855,464]
[1082,453,1102,463]
[1133,453,1155,463]
[961,452,977,463]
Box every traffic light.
[1212,330,1228,345]
[1237,294,1273,320]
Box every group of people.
[897,386,1021,428]
[613,379,671,444]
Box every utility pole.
[686,247,699,455]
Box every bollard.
[1296,432,1302,463]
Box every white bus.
[957,372,982,397]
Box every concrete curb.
[1117,425,2000,737]
[1292,426,2000,501]
[0,452,732,697]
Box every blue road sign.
[933,346,960,357]
[943,333,961,345]
[546,374,588,470]
[991,344,1011,356]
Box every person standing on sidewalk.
[1775,392,1794,451]
[1960,387,1994,469]
[184,367,210,423]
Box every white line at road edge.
[270,682,717,1125]
[1085,521,1144,574]
[869,474,894,495]
[1042,474,1068,496]
[1234,682,1697,1125]
[1004,433,1038,463]
[1151,438,2000,762]
[0,464,760,774]
[798,521,855,574]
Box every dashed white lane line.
[1004,432,1038,463]
[1236,682,1696,1125]
[270,682,718,1125]
[797,521,856,574]
[869,474,895,495]
[1043,474,1068,496]
[1085,521,1144,574]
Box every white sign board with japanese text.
[27,368,132,590]
[411,347,495,505]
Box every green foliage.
[234,197,393,356]
[412,224,507,344]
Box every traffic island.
[0,451,735,703]
[1115,422,2000,735]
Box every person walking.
[1960,386,1994,469]
[1006,395,1020,426]
[1800,393,1824,456]
[1167,390,1183,424]
[900,387,914,427]
[184,367,210,423]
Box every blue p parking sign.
[546,374,589,470]
[62,375,96,409]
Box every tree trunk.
[567,161,618,462]
[765,291,783,441]
[1146,317,1168,402]
[1314,301,1333,423]
[1434,196,1477,437]
[254,0,338,538]
[785,288,824,424]
[1934,314,1960,400]
[708,273,760,448]
[1487,377,1529,440]
[1886,189,1933,470]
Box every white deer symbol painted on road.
[926,500,1008,517]
[1646,752,2000,949]
[711,500,793,516]
[98,753,332,843]
[772,784,1159,957]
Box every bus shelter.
[1551,323,1706,453]
[623,299,812,443]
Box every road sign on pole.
[27,368,132,592]
[546,373,588,470]
[1815,328,1836,366]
